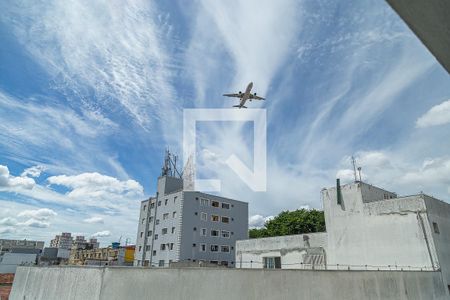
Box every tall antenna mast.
[351,156,357,182]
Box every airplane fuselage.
[238,82,253,108]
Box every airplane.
[223,82,265,108]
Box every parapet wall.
[11,266,447,300]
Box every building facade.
[134,175,248,267]
[50,232,73,250]
[237,180,450,287]
[0,239,44,252]
[69,245,135,266]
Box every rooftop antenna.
[161,148,182,178]
[351,156,357,182]
[357,167,362,182]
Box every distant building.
[70,236,99,252]
[0,253,37,274]
[134,154,248,268]
[50,232,73,250]
[69,244,135,266]
[0,239,44,252]
[236,179,450,290]
[0,239,44,273]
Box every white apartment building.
[50,232,73,250]
[134,175,248,268]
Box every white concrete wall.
[323,182,438,270]
[236,233,327,269]
[10,266,447,300]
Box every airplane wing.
[223,93,241,98]
[249,94,265,100]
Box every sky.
[0,0,449,246]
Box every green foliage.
[249,209,325,239]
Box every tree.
[249,209,325,239]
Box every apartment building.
[49,232,73,250]
[134,175,248,267]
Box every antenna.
[357,167,362,182]
[351,156,357,182]
[161,148,182,178]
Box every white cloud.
[0,227,15,234]
[416,99,450,128]
[19,218,50,228]
[5,0,180,144]
[91,230,111,238]
[0,165,35,190]
[47,172,143,204]
[249,214,274,228]
[401,158,450,187]
[83,216,104,224]
[21,165,46,178]
[18,208,57,220]
[0,217,18,226]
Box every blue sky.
[1,0,449,246]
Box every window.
[162,228,168,235]
[200,244,206,252]
[200,228,207,236]
[173,211,177,218]
[210,260,218,265]
[148,217,153,223]
[221,216,229,223]
[165,199,168,205]
[140,231,143,238]
[221,245,230,253]
[143,260,149,266]
[220,261,229,267]
[146,245,150,251]
[200,198,209,206]
[158,201,161,206]
[142,218,145,224]
[139,246,142,251]
[222,203,230,209]
[212,201,220,207]
[211,215,219,222]
[153,250,156,256]
[211,230,219,237]
[174,196,177,203]
[433,222,440,234]
[143,204,147,211]
[221,230,230,238]
[150,202,155,209]
[172,227,175,234]
[210,245,219,252]
[170,243,174,250]
[161,244,166,250]
[163,213,169,220]
[201,212,207,221]
[156,219,160,225]
[263,257,281,269]
[159,260,165,267]
[154,234,158,240]
[147,230,152,237]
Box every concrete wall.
[386,0,450,73]
[323,182,438,270]
[11,266,448,300]
[425,195,450,291]
[236,232,327,269]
